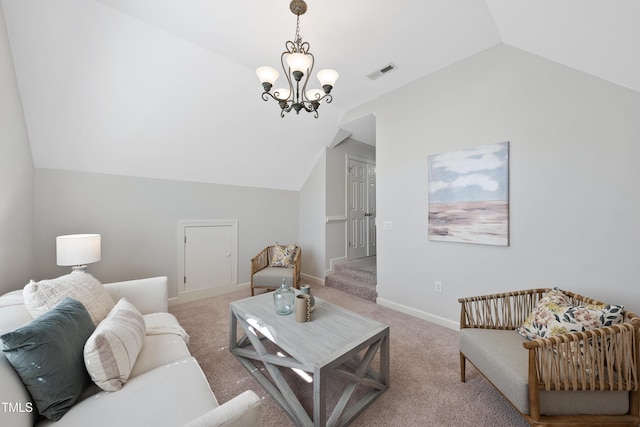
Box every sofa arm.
[458,288,547,329]
[181,390,262,427]
[103,276,168,314]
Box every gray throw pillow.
[0,297,95,421]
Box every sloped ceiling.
[2,0,639,190]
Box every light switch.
[383,221,392,231]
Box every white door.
[183,224,234,292]
[348,159,368,260]
[367,163,377,256]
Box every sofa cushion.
[84,298,146,392]
[0,298,95,421]
[23,271,115,325]
[36,357,218,427]
[270,244,297,267]
[517,288,624,340]
[129,313,191,378]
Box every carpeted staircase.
[325,256,377,302]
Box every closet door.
[180,220,237,293]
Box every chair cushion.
[253,266,295,288]
[1,298,95,421]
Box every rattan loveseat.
[459,288,640,426]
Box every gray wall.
[298,151,326,281]
[0,4,34,294]
[34,169,299,298]
[343,44,640,325]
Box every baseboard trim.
[326,256,347,275]
[376,297,459,331]
[301,273,324,287]
[170,282,250,306]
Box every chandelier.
[256,0,338,118]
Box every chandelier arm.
[321,94,333,104]
[285,40,296,54]
[300,51,314,103]
[261,91,278,102]
[280,50,295,103]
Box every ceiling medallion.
[256,0,338,118]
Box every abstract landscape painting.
[428,142,509,246]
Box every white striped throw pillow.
[83,298,145,391]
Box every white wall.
[343,44,640,327]
[34,169,299,298]
[0,4,34,294]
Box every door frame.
[346,154,376,261]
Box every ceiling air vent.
[367,63,397,80]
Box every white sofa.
[0,276,262,427]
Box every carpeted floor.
[170,284,529,427]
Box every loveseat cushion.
[1,298,95,421]
[23,271,115,325]
[84,298,146,392]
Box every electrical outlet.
[434,281,443,293]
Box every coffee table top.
[230,292,388,369]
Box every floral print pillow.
[270,244,298,268]
[517,287,624,340]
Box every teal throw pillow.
[0,297,95,421]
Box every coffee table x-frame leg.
[230,310,389,427]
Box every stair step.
[325,273,377,302]
[334,260,377,285]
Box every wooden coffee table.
[229,292,389,427]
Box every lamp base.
[71,265,88,272]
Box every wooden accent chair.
[250,244,301,296]
[459,288,640,426]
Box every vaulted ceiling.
[2,1,639,190]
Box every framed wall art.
[428,141,509,246]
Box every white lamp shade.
[56,234,101,266]
[317,69,339,87]
[256,66,279,85]
[286,52,312,74]
[274,88,291,100]
[306,89,324,101]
